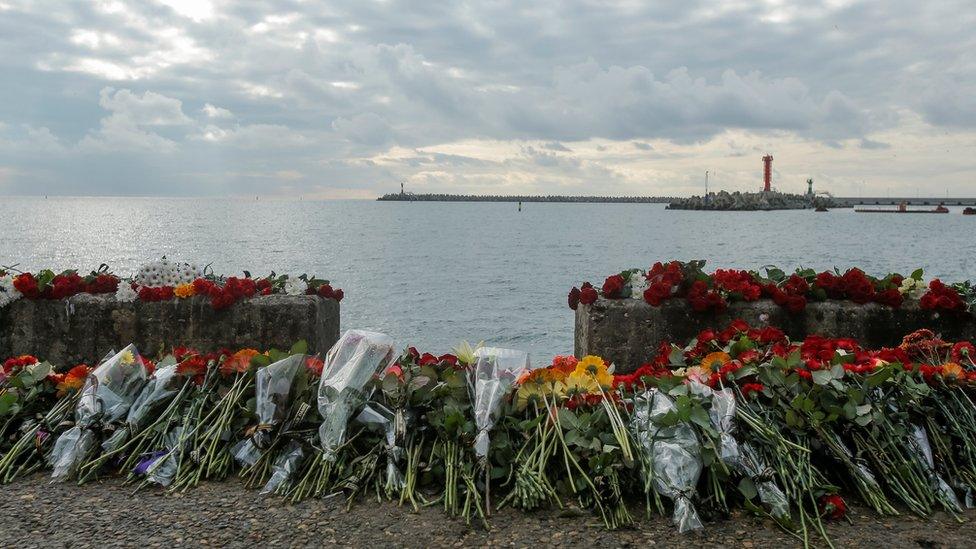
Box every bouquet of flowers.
[288,330,396,500]
[233,353,306,468]
[0,362,90,482]
[49,345,150,481]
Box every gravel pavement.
[1,475,974,548]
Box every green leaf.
[0,392,18,416]
[811,369,833,386]
[289,340,308,356]
[910,268,924,280]
[557,408,580,430]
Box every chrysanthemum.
[174,283,196,299]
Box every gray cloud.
[0,0,974,196]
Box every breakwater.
[667,190,837,211]
[377,193,672,203]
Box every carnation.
[629,271,648,299]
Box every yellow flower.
[942,362,964,379]
[174,283,196,299]
[120,350,134,365]
[516,382,547,410]
[701,351,732,372]
[574,355,613,388]
[565,371,601,396]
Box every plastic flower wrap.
[630,387,704,533]
[101,359,181,453]
[261,440,305,494]
[911,423,961,510]
[468,347,531,460]
[50,344,149,480]
[138,426,183,487]
[355,402,406,491]
[233,354,305,467]
[318,330,397,461]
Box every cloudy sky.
[1,1,974,198]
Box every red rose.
[786,294,807,313]
[579,286,598,305]
[318,284,335,299]
[332,289,344,302]
[568,287,581,310]
[601,274,626,299]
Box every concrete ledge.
[575,298,976,372]
[0,294,340,365]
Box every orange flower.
[701,351,732,372]
[551,355,579,374]
[174,283,196,299]
[942,362,964,379]
[56,364,90,396]
[221,348,260,375]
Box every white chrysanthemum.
[0,274,23,308]
[135,259,203,287]
[629,271,648,299]
[898,277,927,299]
[284,276,305,296]
[115,283,138,303]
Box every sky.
[1,1,974,198]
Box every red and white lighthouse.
[762,154,773,192]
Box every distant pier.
[834,197,976,207]
[377,193,672,203]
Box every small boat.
[964,207,976,215]
[856,201,950,214]
[815,206,828,212]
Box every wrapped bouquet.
[49,345,150,481]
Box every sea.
[2,197,974,358]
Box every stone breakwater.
[0,294,340,365]
[667,190,837,211]
[575,297,976,372]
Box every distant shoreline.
[377,193,672,203]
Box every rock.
[0,294,340,365]
[575,297,976,372]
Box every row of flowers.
[568,260,974,314]
[0,259,343,311]
[3,324,976,543]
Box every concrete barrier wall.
[575,298,976,372]
[0,294,340,365]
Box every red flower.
[305,356,324,377]
[579,286,598,305]
[741,383,764,398]
[601,274,626,299]
[951,342,975,364]
[920,280,965,312]
[438,354,459,367]
[317,284,335,299]
[568,287,581,310]
[818,494,847,520]
[332,289,344,302]
[13,273,39,298]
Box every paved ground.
[1,475,974,548]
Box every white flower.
[629,271,648,299]
[115,283,138,303]
[899,277,927,299]
[284,277,305,296]
[0,274,23,308]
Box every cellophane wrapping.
[911,423,961,510]
[261,440,305,494]
[630,388,704,533]
[356,402,406,490]
[102,359,181,453]
[318,330,397,461]
[468,347,531,459]
[50,344,149,480]
[696,384,789,519]
[143,427,183,487]
[233,354,304,467]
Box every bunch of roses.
[919,279,965,312]
[686,279,727,312]
[643,260,684,306]
[12,272,119,300]
[712,269,762,301]
[763,274,809,313]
